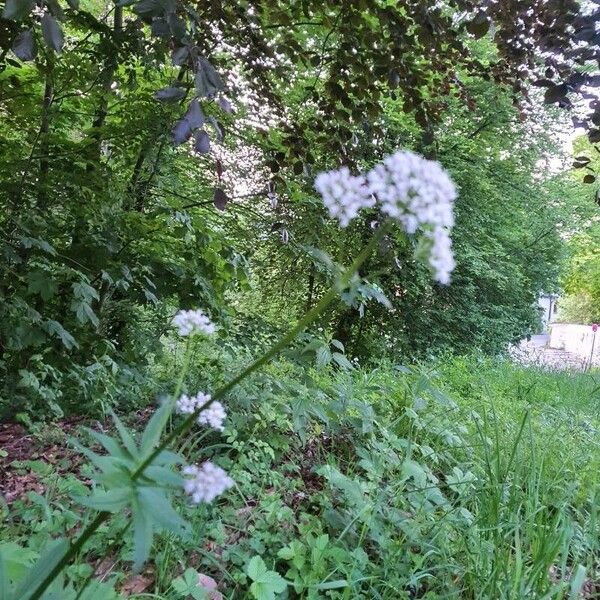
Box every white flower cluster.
[183,462,234,504]
[172,309,215,336]
[176,392,227,431]
[314,150,457,283]
[314,167,375,228]
[367,151,455,233]
[197,400,227,431]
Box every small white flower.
[176,391,212,415]
[426,227,455,285]
[366,150,456,232]
[314,166,375,227]
[172,309,215,336]
[183,462,234,503]
[367,150,457,283]
[197,400,227,431]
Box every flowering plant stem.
[27,220,392,600]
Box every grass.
[1,355,599,598]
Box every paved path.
[510,335,591,371]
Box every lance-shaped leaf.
[207,116,224,142]
[12,29,36,61]
[14,538,69,600]
[195,57,224,98]
[218,96,232,113]
[41,13,64,52]
[74,488,132,512]
[140,396,173,457]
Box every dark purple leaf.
[213,187,229,211]
[3,0,35,20]
[466,11,490,38]
[172,46,189,66]
[583,174,596,184]
[168,14,186,39]
[154,86,186,102]
[544,83,568,104]
[185,98,204,129]
[172,119,192,146]
[193,130,210,154]
[532,79,554,88]
[41,13,64,52]
[195,57,224,98]
[218,96,232,113]
[12,29,36,61]
[589,129,600,143]
[151,18,169,37]
[207,116,224,142]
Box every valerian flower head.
[183,462,234,503]
[366,150,456,233]
[197,400,227,431]
[314,150,457,283]
[314,166,375,227]
[176,391,212,415]
[172,309,216,336]
[176,393,227,431]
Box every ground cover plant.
[1,352,599,598]
[2,0,600,597]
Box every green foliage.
[2,350,599,597]
[246,556,287,600]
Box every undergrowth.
[1,353,599,599]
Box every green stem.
[29,511,109,600]
[25,220,391,600]
[131,219,392,478]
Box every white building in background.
[538,293,559,332]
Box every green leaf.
[15,538,68,600]
[569,565,587,599]
[247,556,287,600]
[3,0,34,20]
[138,487,190,537]
[72,301,99,327]
[132,495,153,572]
[140,397,173,457]
[44,320,78,350]
[0,552,10,600]
[72,281,99,302]
[108,410,140,458]
[314,579,349,590]
[73,488,131,512]
[0,542,37,585]
[83,428,133,462]
[171,568,208,600]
